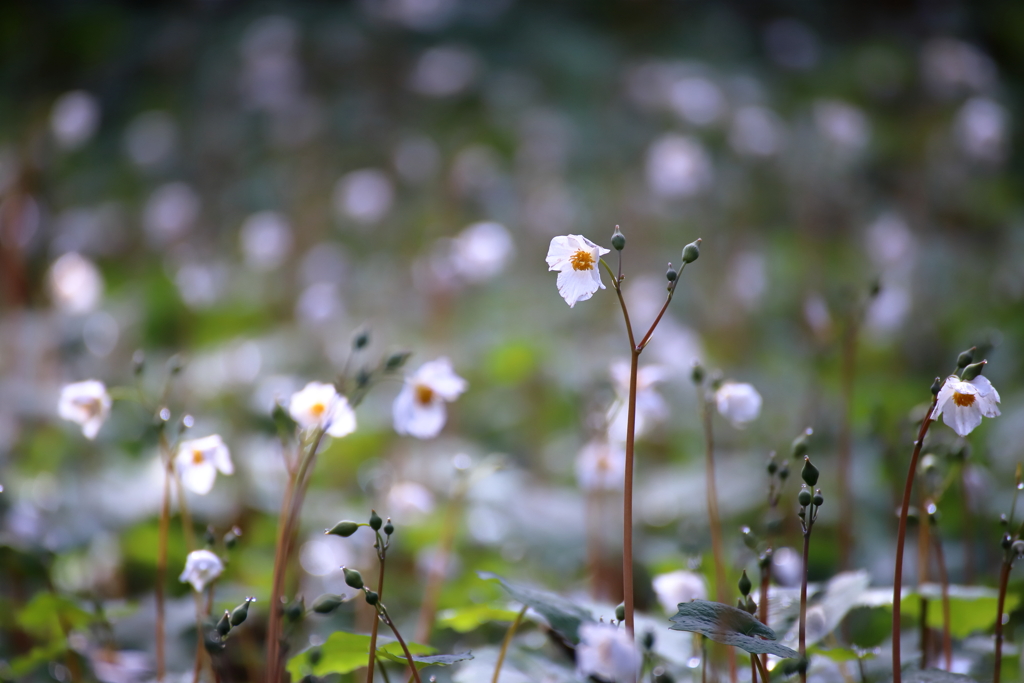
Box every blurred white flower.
[175,435,233,495]
[607,362,668,440]
[545,234,610,308]
[450,221,515,283]
[729,106,784,157]
[289,382,357,437]
[814,100,870,152]
[123,111,177,168]
[652,569,708,615]
[575,439,625,492]
[409,45,480,97]
[393,357,467,439]
[645,134,713,198]
[933,374,1000,437]
[667,76,726,126]
[715,382,762,428]
[58,380,111,440]
[179,549,223,592]
[51,91,100,149]
[143,182,200,244]
[394,135,441,183]
[386,481,436,519]
[49,252,103,314]
[88,648,151,683]
[955,97,1009,163]
[240,211,293,270]
[576,623,642,683]
[921,38,996,98]
[333,169,394,225]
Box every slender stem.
[265,469,297,682]
[892,398,937,683]
[995,560,1012,683]
[381,609,422,683]
[367,551,387,683]
[837,315,857,571]
[155,459,171,683]
[491,605,528,683]
[799,524,812,683]
[623,348,639,639]
[751,651,771,683]
[750,657,758,683]
[759,560,771,672]
[917,508,931,670]
[931,526,951,671]
[701,394,734,683]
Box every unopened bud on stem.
[956,347,976,369]
[682,238,701,264]
[962,360,987,381]
[611,226,625,251]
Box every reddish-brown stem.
[636,284,676,351]
[366,552,387,683]
[799,527,811,683]
[382,609,422,683]
[752,651,771,683]
[622,348,639,639]
[932,527,952,671]
[759,561,771,672]
[918,508,931,670]
[995,559,1012,683]
[264,470,296,681]
[702,396,735,683]
[156,462,171,683]
[892,398,937,683]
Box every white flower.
[393,357,467,439]
[174,435,233,495]
[178,549,223,592]
[933,374,1000,437]
[575,440,625,492]
[652,570,708,615]
[288,382,357,438]
[58,380,112,440]
[545,234,610,308]
[576,623,642,682]
[49,252,103,314]
[715,382,762,428]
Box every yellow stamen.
[192,450,205,465]
[953,392,976,407]
[569,249,595,271]
[310,402,326,418]
[415,384,435,405]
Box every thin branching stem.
[380,607,422,683]
[491,605,528,683]
[995,559,1012,683]
[752,651,771,683]
[798,506,816,683]
[623,347,639,638]
[366,542,387,683]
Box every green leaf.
[478,571,593,644]
[285,631,439,678]
[808,645,876,663]
[899,584,1021,639]
[438,604,522,633]
[900,669,979,683]
[16,593,94,640]
[669,600,799,659]
[378,648,475,670]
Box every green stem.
[752,650,771,683]
[380,608,422,683]
[799,521,813,683]
[623,348,639,638]
[995,559,1012,683]
[367,548,387,683]
[491,606,528,683]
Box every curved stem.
[752,650,771,683]
[491,606,528,683]
[623,349,639,638]
[367,551,387,683]
[759,560,771,672]
[892,398,937,683]
[381,609,422,683]
[995,560,1012,683]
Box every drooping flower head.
[715,381,762,428]
[288,381,357,438]
[652,569,708,615]
[393,357,467,439]
[58,380,112,440]
[175,434,233,495]
[576,622,642,682]
[933,374,1000,437]
[179,549,224,592]
[545,234,611,307]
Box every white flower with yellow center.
[288,381,357,438]
[179,549,224,592]
[174,434,233,495]
[933,375,1000,437]
[545,234,611,308]
[58,380,112,440]
[575,439,626,492]
[652,569,708,615]
[576,622,642,682]
[715,381,762,428]
[393,357,467,439]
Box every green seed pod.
[930,377,943,396]
[745,596,757,615]
[738,570,751,597]
[767,458,778,475]
[615,603,626,621]
[353,328,371,350]
[343,567,364,590]
[365,590,379,606]
[778,463,790,481]
[956,346,976,369]
[681,238,701,264]
[801,456,819,487]
[798,488,812,507]
[611,226,626,251]
[792,430,811,459]
[740,526,759,551]
[326,521,360,537]
[961,360,987,381]
[642,631,655,651]
[311,594,344,614]
[204,526,217,548]
[230,597,254,627]
[813,491,824,507]
[691,361,705,385]
[308,646,323,666]
[284,597,305,622]
[224,526,242,549]
[216,610,231,637]
[665,265,678,282]
[1002,533,1012,549]
[385,351,412,371]
[383,520,394,536]
[369,510,383,531]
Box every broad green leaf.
[285,631,436,678]
[16,593,94,639]
[438,604,522,633]
[900,669,979,683]
[899,584,1020,639]
[808,645,876,663]
[379,648,475,670]
[10,641,68,677]
[669,600,799,660]
[479,572,593,644]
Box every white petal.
[180,460,217,495]
[931,376,959,418]
[326,397,357,437]
[213,445,234,475]
[393,386,447,438]
[414,358,468,400]
[970,375,1001,403]
[82,417,103,440]
[556,269,601,307]
[944,405,982,437]
[545,235,576,270]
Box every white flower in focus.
[288,382,357,437]
[545,234,610,308]
[58,380,112,440]
[393,358,467,439]
[575,440,625,492]
[178,549,224,592]
[175,434,233,495]
[576,623,642,683]
[715,382,762,428]
[933,374,1000,437]
[652,570,708,615]
[49,252,103,314]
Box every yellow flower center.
[569,249,595,271]
[415,384,435,406]
[192,450,205,465]
[74,396,101,418]
[953,391,976,408]
[310,402,326,418]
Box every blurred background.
[2,0,1024,680]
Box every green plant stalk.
[891,397,937,683]
[799,516,813,683]
[367,531,387,683]
[994,559,1012,683]
[759,561,770,673]
[751,650,770,683]
[491,605,528,683]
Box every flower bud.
[930,377,943,396]
[738,570,751,597]
[204,526,217,548]
[792,429,811,459]
[1001,514,1009,527]
[681,238,701,264]
[132,350,145,376]
[778,463,789,481]
[167,354,185,375]
[642,631,655,651]
[745,596,757,615]
[666,264,677,282]
[284,597,305,622]
[369,510,383,531]
[203,628,226,654]
[216,610,231,637]
[356,368,372,389]
[759,548,773,569]
[615,603,626,621]
[611,226,626,251]
[384,520,394,536]
[385,351,412,371]
[326,521,360,537]
[740,526,759,551]
[956,347,976,369]
[343,566,364,590]
[365,590,379,606]
[311,593,344,614]
[1002,533,1012,550]
[801,456,819,487]
[767,457,778,475]
[813,491,824,507]
[231,597,254,627]
[690,361,705,385]
[961,361,987,381]
[353,328,371,350]
[308,647,322,666]
[224,526,242,549]
[798,487,812,507]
